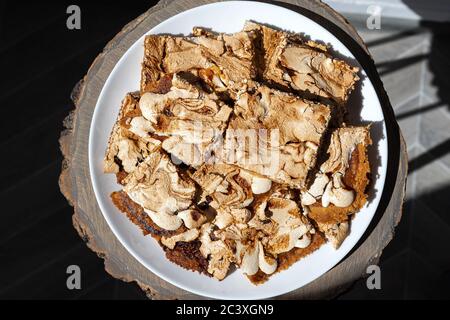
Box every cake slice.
[300,126,372,248]
[189,163,324,283]
[219,85,332,189]
[103,92,161,184]
[243,21,359,105]
[191,164,256,210]
[191,163,278,228]
[132,74,233,167]
[111,188,210,275]
[103,73,184,183]
[244,191,320,283]
[194,186,322,284]
[121,150,197,229]
[110,149,211,275]
[188,164,261,280]
[141,29,257,97]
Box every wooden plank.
[59,0,408,299]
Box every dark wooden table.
[0,0,408,299]
[0,0,158,299]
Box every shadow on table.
[339,0,450,299]
[338,182,450,299]
[367,0,450,173]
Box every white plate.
[89,1,387,300]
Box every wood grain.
[59,0,408,299]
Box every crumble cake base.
[243,21,359,105]
[305,126,372,248]
[248,232,326,284]
[308,143,371,225]
[111,191,210,276]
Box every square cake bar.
[301,126,372,248]
[141,29,257,96]
[243,21,359,105]
[103,92,161,184]
[220,85,332,189]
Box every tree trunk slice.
[59,0,408,300]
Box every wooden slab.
[59,0,408,299]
